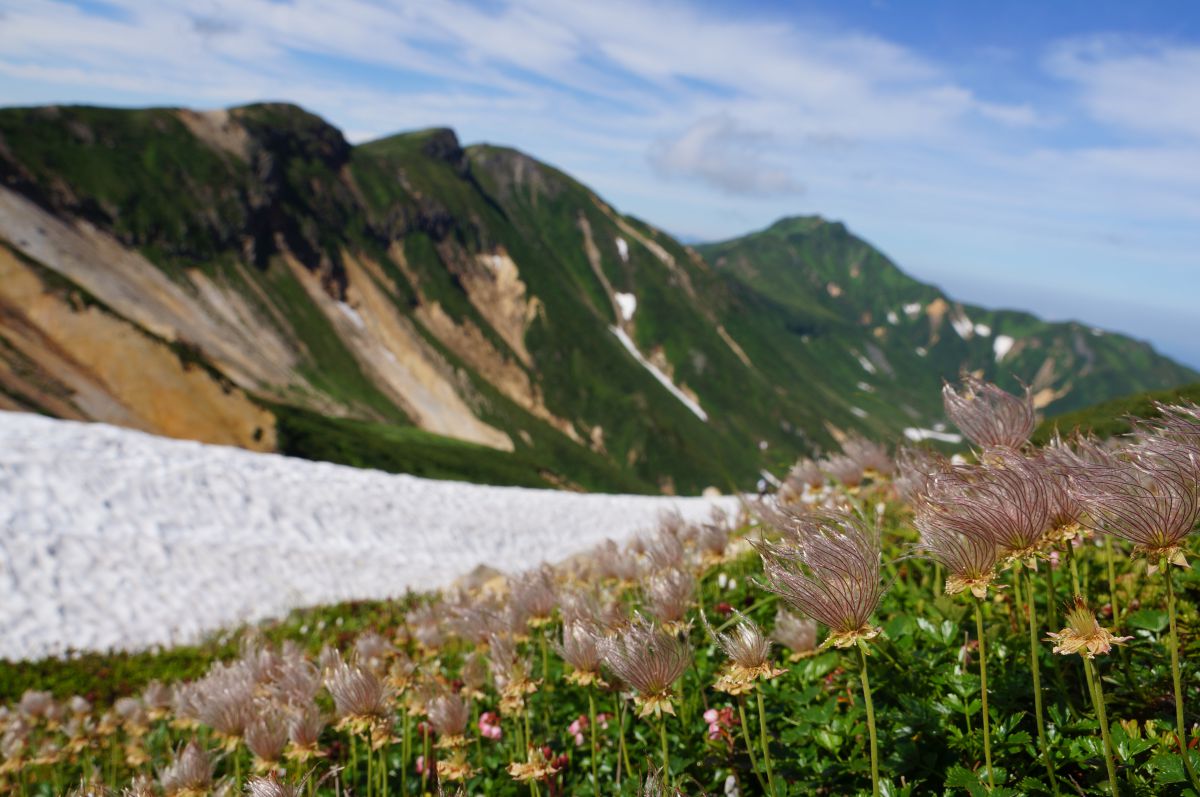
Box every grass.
[1033,382,1200,445]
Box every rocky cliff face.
[0,103,1193,492]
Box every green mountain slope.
[0,103,1193,492]
[699,217,1197,441]
[1031,382,1200,445]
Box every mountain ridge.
[0,101,1193,492]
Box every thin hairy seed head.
[755,509,886,647]
[943,375,1036,449]
[158,740,212,796]
[1146,402,1200,452]
[268,656,321,708]
[406,604,447,650]
[785,458,826,492]
[820,454,864,488]
[587,538,641,582]
[122,776,156,797]
[246,773,301,797]
[244,703,288,764]
[696,522,731,559]
[353,632,394,673]
[324,655,390,723]
[427,693,470,738]
[925,450,1052,560]
[894,446,947,503]
[1070,438,1200,564]
[510,565,558,625]
[843,436,895,477]
[487,634,534,693]
[704,610,772,669]
[188,660,258,739]
[645,530,687,572]
[913,489,1002,597]
[66,776,113,797]
[142,681,173,713]
[771,608,818,658]
[557,621,604,676]
[600,616,691,715]
[286,703,325,750]
[644,567,696,627]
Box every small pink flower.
[1049,550,1060,569]
[415,755,426,775]
[596,713,610,729]
[478,711,503,740]
[703,708,719,724]
[573,732,585,746]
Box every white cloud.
[648,114,802,196]
[1046,36,1200,140]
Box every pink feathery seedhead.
[843,436,895,477]
[427,692,470,744]
[1035,432,1113,537]
[600,616,691,718]
[820,454,865,488]
[702,611,784,694]
[913,488,1002,599]
[246,773,301,797]
[509,565,558,627]
[325,655,391,732]
[788,458,826,491]
[556,621,604,685]
[893,446,946,503]
[943,375,1036,449]
[1148,402,1200,451]
[755,509,886,649]
[1070,438,1200,569]
[645,530,687,573]
[244,703,288,766]
[157,740,212,797]
[771,608,818,660]
[925,450,1052,563]
[644,568,696,629]
[285,703,326,760]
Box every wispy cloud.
[649,115,802,196]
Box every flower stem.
[974,598,995,791]
[1104,536,1120,622]
[588,691,600,796]
[757,688,778,797]
[1023,569,1060,796]
[618,697,633,788]
[857,643,880,797]
[1045,556,1058,630]
[1083,656,1119,797]
[659,714,671,785]
[736,697,768,793]
[1165,564,1200,792]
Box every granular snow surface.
[0,412,737,660]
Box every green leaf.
[1127,608,1169,633]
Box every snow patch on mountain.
[615,292,637,321]
[610,327,708,421]
[0,412,732,659]
[994,334,1016,362]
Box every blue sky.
[1,0,1198,368]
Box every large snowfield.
[0,412,737,661]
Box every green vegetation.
[1033,382,1200,444]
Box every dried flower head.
[893,446,945,503]
[600,616,691,717]
[1071,438,1200,569]
[66,776,114,797]
[771,608,818,661]
[122,775,156,797]
[589,539,641,583]
[325,654,391,734]
[428,692,470,748]
[644,568,695,630]
[1149,402,1200,450]
[557,622,605,685]
[507,746,560,782]
[787,458,825,491]
[284,703,326,762]
[158,741,213,797]
[756,509,885,648]
[488,635,539,715]
[645,530,687,572]
[353,632,395,674]
[245,773,300,797]
[510,565,558,627]
[821,455,864,488]
[1047,597,1132,658]
[913,472,1005,598]
[703,611,784,694]
[943,375,1035,449]
[926,451,1051,564]
[244,703,288,767]
[843,436,894,477]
